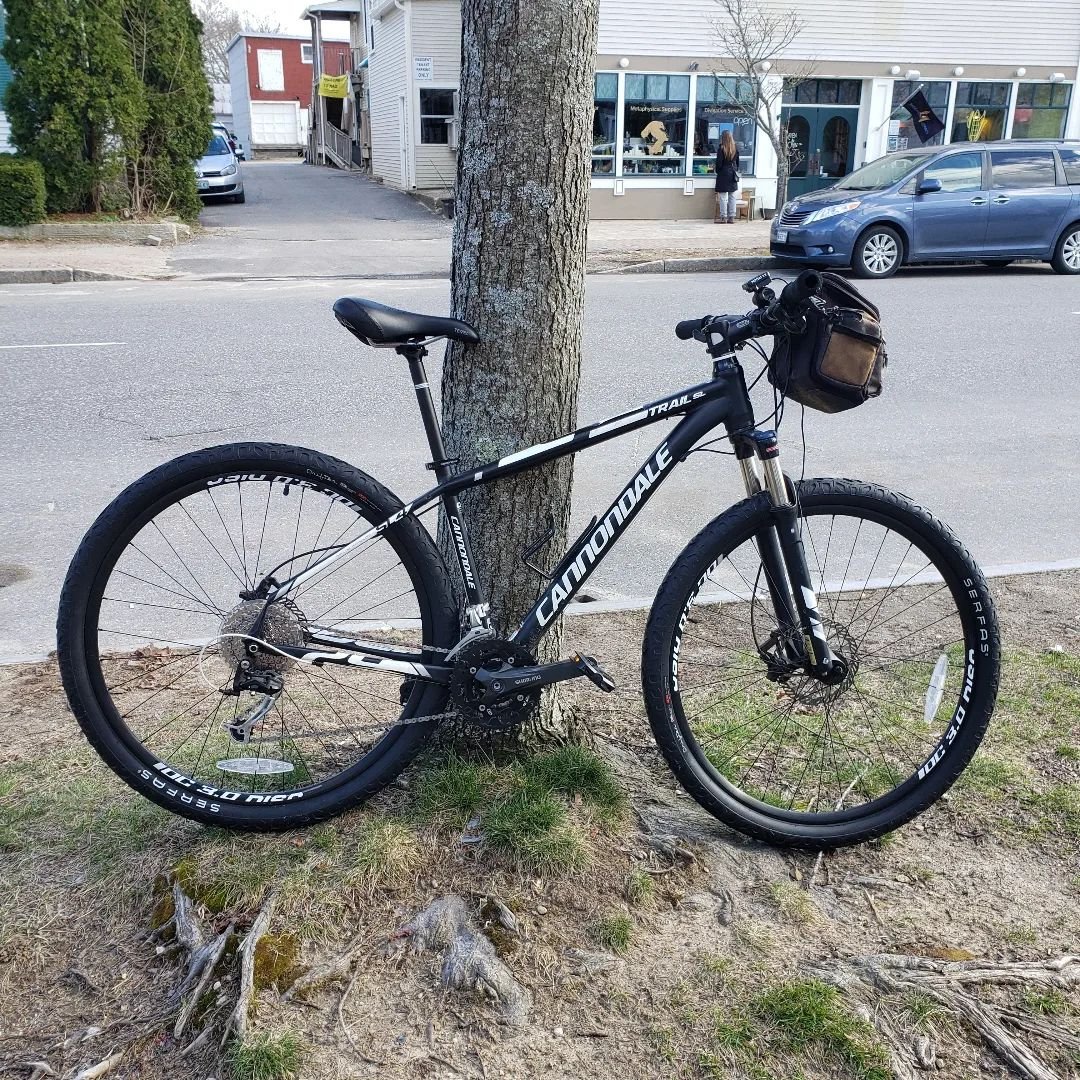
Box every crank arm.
[474,653,616,704]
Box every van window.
[923,152,983,192]
[1060,149,1080,185]
[990,150,1057,189]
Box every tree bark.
[439,1,599,736]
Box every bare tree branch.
[193,0,283,84]
[708,0,817,207]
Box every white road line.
[0,341,125,350]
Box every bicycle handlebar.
[675,269,823,348]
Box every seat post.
[399,341,489,625]
[400,343,452,482]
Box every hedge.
[0,157,47,226]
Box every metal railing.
[324,121,352,169]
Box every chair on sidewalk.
[736,187,759,221]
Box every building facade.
[227,33,352,156]
[335,0,1080,218]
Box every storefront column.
[863,79,893,163]
[755,74,781,210]
[1067,52,1080,138]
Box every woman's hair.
[720,130,737,160]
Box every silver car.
[195,134,245,203]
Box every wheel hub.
[449,638,540,730]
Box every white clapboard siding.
[369,4,409,187]
[598,0,1080,68]
[0,112,12,153]
[412,0,461,190]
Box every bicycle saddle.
[333,297,481,346]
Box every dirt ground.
[0,570,1077,1080]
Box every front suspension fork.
[736,433,838,680]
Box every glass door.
[781,79,862,200]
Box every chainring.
[449,638,540,731]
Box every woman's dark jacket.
[714,148,740,192]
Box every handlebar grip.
[675,318,706,341]
[779,269,823,314]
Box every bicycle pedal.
[574,654,616,693]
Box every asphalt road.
[2,268,1079,658]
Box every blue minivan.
[770,140,1080,278]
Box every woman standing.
[714,130,740,224]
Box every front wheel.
[642,479,1000,849]
[852,225,903,279]
[57,442,457,831]
[1051,223,1080,274]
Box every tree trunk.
[774,135,790,211]
[440,0,599,738]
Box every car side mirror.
[916,177,943,195]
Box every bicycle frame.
[259,341,837,683]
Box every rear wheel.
[642,479,999,849]
[57,442,457,831]
[852,226,903,279]
[1051,224,1080,274]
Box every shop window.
[990,149,1057,189]
[1061,148,1080,185]
[786,114,810,177]
[622,73,688,176]
[890,80,950,149]
[592,73,618,176]
[952,82,1010,142]
[783,78,861,106]
[1012,82,1072,140]
[923,151,983,192]
[419,89,455,144]
[692,76,756,177]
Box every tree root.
[810,953,1080,1080]
[396,895,532,1026]
[31,882,281,1078]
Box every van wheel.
[1051,224,1080,274]
[852,226,903,279]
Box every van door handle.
[992,196,1010,204]
[969,197,987,205]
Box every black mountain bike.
[57,271,1000,848]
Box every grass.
[625,869,655,905]
[1023,988,1072,1016]
[768,881,819,925]
[898,990,953,1033]
[226,1031,305,1080]
[1002,923,1039,947]
[753,979,892,1080]
[591,912,633,954]
[409,745,623,872]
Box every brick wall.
[242,36,352,109]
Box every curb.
[0,267,144,284]
[600,254,781,275]
[0,221,192,244]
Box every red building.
[226,33,352,154]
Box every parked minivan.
[770,140,1080,278]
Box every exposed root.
[811,953,1080,1080]
[224,891,278,1043]
[284,930,376,1002]
[397,895,532,1025]
[173,921,235,1038]
[72,1051,124,1080]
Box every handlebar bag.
[769,272,887,413]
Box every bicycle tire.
[642,478,1000,849]
[57,442,458,831]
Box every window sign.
[622,74,689,176]
[414,56,434,82]
[1011,83,1072,139]
[693,76,755,177]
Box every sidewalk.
[0,163,775,283]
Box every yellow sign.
[319,74,349,99]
